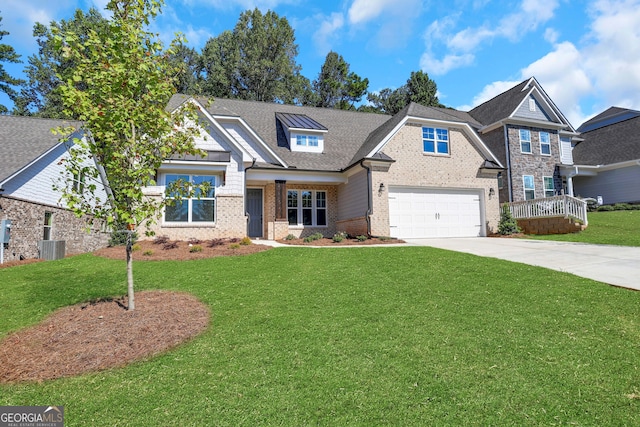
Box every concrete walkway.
[405,238,640,291]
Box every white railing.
[508,195,588,225]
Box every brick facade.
[369,123,501,236]
[0,196,109,262]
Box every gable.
[513,95,554,122]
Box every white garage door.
[388,187,483,238]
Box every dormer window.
[276,112,327,153]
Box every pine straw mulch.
[0,290,210,384]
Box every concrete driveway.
[405,238,640,291]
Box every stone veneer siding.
[506,125,562,202]
[0,196,109,262]
[369,123,501,236]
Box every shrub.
[498,203,521,235]
[285,234,297,241]
[154,235,170,245]
[132,244,141,252]
[142,250,153,256]
[207,238,224,247]
[356,235,368,242]
[229,243,240,249]
[304,232,324,243]
[303,236,314,243]
[597,205,615,212]
[378,236,391,241]
[332,233,344,243]
[240,237,252,246]
[163,241,178,250]
[613,203,632,210]
[189,245,203,253]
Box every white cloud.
[312,12,344,55]
[186,0,297,10]
[420,52,474,76]
[456,80,521,111]
[581,0,640,113]
[347,0,395,25]
[421,0,560,75]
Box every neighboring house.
[142,95,504,240]
[0,116,109,263]
[467,77,581,204]
[566,107,640,204]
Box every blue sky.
[2,0,640,127]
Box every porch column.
[275,180,287,221]
[566,175,574,197]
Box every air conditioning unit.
[38,240,66,260]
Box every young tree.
[14,8,108,117]
[54,0,206,310]
[365,70,443,115]
[0,15,24,114]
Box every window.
[497,172,504,189]
[543,176,555,197]
[519,129,532,153]
[164,174,216,223]
[287,190,327,227]
[43,212,53,240]
[422,127,449,154]
[523,175,535,200]
[73,170,85,193]
[540,132,551,155]
[296,134,319,147]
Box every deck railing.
[508,195,588,225]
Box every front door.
[246,188,263,237]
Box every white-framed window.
[497,172,504,189]
[519,129,532,153]
[296,134,319,147]
[291,133,324,153]
[523,175,535,200]
[540,131,551,155]
[287,190,327,227]
[73,170,85,193]
[43,212,53,240]
[422,127,449,154]
[164,174,216,223]
[543,176,555,197]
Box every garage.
[388,187,484,238]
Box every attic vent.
[529,98,536,112]
[38,240,66,260]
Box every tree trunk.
[126,230,135,310]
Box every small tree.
[53,0,206,310]
[498,203,521,235]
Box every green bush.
[229,243,240,249]
[240,237,252,246]
[189,245,203,253]
[142,250,153,256]
[497,203,521,235]
[356,235,368,242]
[597,205,615,212]
[303,232,324,243]
[285,234,296,241]
[332,233,344,243]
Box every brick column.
[275,180,287,221]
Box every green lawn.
[530,210,640,246]
[1,247,639,426]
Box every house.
[0,116,109,263]
[142,95,504,241]
[467,77,582,204]
[565,107,640,204]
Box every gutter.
[243,158,257,234]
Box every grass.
[529,210,640,246]
[1,248,640,425]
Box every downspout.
[243,158,257,236]
[503,125,513,202]
[360,159,373,236]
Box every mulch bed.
[278,237,405,246]
[0,290,210,384]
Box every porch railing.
[508,195,588,225]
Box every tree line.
[0,7,445,118]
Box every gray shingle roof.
[468,80,530,125]
[573,107,640,165]
[169,95,501,172]
[0,116,81,184]
[577,107,640,133]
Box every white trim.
[246,169,347,184]
[365,116,504,168]
[523,174,535,200]
[563,159,640,175]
